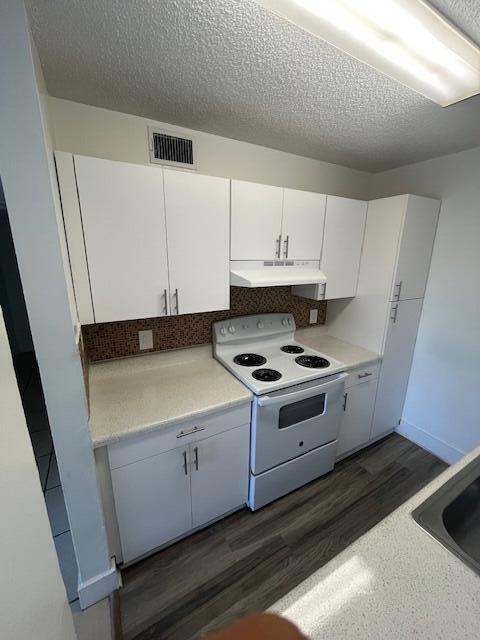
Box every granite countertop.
[295,326,381,368]
[88,328,380,448]
[272,445,480,639]
[88,344,252,447]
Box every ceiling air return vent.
[148,127,196,169]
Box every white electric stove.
[213,313,348,510]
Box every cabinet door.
[164,170,230,315]
[392,195,440,301]
[74,155,169,323]
[321,196,367,300]
[336,379,377,458]
[371,298,423,440]
[111,447,192,563]
[191,424,250,529]
[281,189,326,260]
[231,180,283,260]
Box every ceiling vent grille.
[148,127,196,169]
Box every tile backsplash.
[82,286,327,361]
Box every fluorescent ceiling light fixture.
[255,0,480,106]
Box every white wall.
[0,0,118,608]
[371,147,480,462]
[48,97,372,200]
[0,308,76,640]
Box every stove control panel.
[213,313,296,345]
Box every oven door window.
[278,393,326,429]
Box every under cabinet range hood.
[230,260,327,288]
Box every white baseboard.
[78,558,121,609]
[396,420,464,465]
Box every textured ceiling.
[26,0,480,173]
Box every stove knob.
[257,321,264,329]
[220,326,227,336]
[288,318,292,325]
[228,325,236,334]
[282,317,289,326]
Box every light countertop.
[295,326,381,369]
[271,445,480,639]
[88,329,380,448]
[88,344,252,447]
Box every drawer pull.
[358,372,373,379]
[176,425,205,439]
[183,451,188,475]
[194,446,199,471]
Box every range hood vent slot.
[149,128,196,169]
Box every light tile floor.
[20,360,80,607]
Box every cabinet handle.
[283,235,289,259]
[394,281,403,301]
[275,234,282,259]
[163,289,168,315]
[176,425,205,438]
[358,372,373,379]
[194,446,199,471]
[390,304,399,323]
[174,288,179,315]
[342,392,348,411]
[183,451,188,475]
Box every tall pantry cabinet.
[328,194,440,439]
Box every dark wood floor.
[120,434,447,640]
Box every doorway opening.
[0,178,79,607]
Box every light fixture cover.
[255,0,480,106]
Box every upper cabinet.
[292,195,367,301]
[231,179,326,261]
[57,153,230,324]
[320,196,367,299]
[327,194,440,354]
[74,155,170,323]
[391,195,439,302]
[281,189,326,260]
[164,170,230,315]
[231,180,283,260]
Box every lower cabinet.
[370,298,423,440]
[109,414,250,564]
[111,447,192,564]
[191,425,250,528]
[336,363,380,460]
[336,378,378,459]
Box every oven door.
[251,372,347,475]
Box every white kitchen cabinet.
[292,195,367,302]
[191,424,250,528]
[57,153,231,323]
[281,189,325,260]
[164,170,230,315]
[321,196,367,299]
[231,179,326,261]
[328,194,439,355]
[108,405,251,563]
[111,446,192,564]
[336,377,378,459]
[74,155,170,323]
[231,180,283,260]
[391,195,440,301]
[370,298,423,440]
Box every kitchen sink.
[413,455,480,576]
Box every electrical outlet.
[138,329,153,350]
[309,309,318,324]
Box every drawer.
[108,403,251,469]
[345,362,381,389]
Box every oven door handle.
[257,372,348,407]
